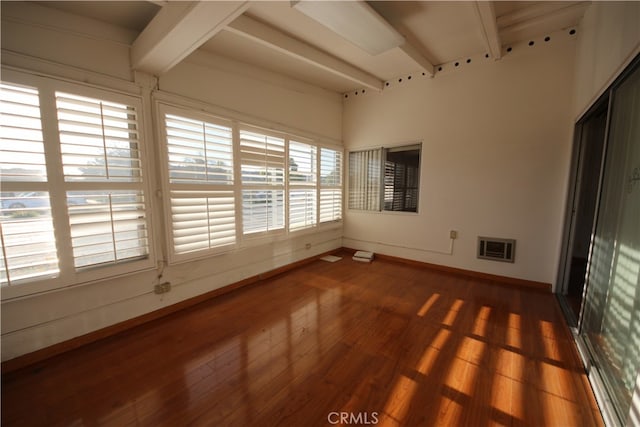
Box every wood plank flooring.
[2,253,603,426]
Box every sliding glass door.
[580,58,640,425]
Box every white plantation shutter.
[289,189,316,231]
[320,148,342,222]
[170,190,236,254]
[240,129,285,184]
[242,190,284,234]
[240,128,285,235]
[0,83,47,181]
[161,108,236,259]
[56,92,142,182]
[289,141,316,231]
[319,189,342,223]
[67,190,148,268]
[55,91,150,269]
[165,114,233,185]
[0,82,59,286]
[289,141,316,185]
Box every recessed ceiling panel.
[200,30,361,93]
[34,1,159,32]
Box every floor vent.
[478,237,516,263]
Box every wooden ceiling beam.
[474,1,502,60]
[132,1,249,75]
[226,14,384,92]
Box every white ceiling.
[35,1,589,93]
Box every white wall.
[343,30,578,286]
[573,1,640,118]
[0,3,343,362]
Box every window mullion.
[232,122,243,244]
[318,148,324,221]
[39,84,75,281]
[285,137,290,231]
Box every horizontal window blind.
[0,82,59,286]
[289,141,316,184]
[320,148,342,222]
[0,83,47,181]
[67,190,148,268]
[162,109,237,258]
[240,129,285,184]
[348,149,381,211]
[56,91,150,270]
[319,189,342,223]
[240,128,285,235]
[289,141,316,231]
[170,190,236,254]
[56,92,142,183]
[242,190,284,234]
[165,113,233,185]
[289,190,316,231]
[0,192,58,285]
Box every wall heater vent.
[478,237,516,263]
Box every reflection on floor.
[2,253,604,426]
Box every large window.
[320,147,342,222]
[158,102,344,262]
[56,92,149,268]
[161,106,236,260]
[239,127,286,235]
[0,82,58,285]
[0,73,152,292]
[348,144,421,212]
[289,140,316,231]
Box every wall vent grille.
[478,237,516,263]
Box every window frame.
[347,142,422,214]
[288,138,318,232]
[319,146,343,224]
[238,124,287,240]
[156,102,239,264]
[1,69,156,299]
[383,144,421,213]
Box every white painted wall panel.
[573,1,640,118]
[343,32,578,286]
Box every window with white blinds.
[0,72,153,294]
[320,148,342,222]
[162,108,236,258]
[348,149,382,211]
[55,91,150,269]
[289,141,316,231]
[240,128,285,235]
[57,92,142,183]
[157,103,343,262]
[0,82,59,286]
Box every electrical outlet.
[154,282,171,294]
[450,230,458,240]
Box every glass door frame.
[557,53,640,427]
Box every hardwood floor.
[2,253,603,426]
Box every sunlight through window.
[507,313,522,349]
[472,306,492,337]
[381,375,418,426]
[417,293,439,317]
[442,300,464,326]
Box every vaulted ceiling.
[33,1,589,93]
